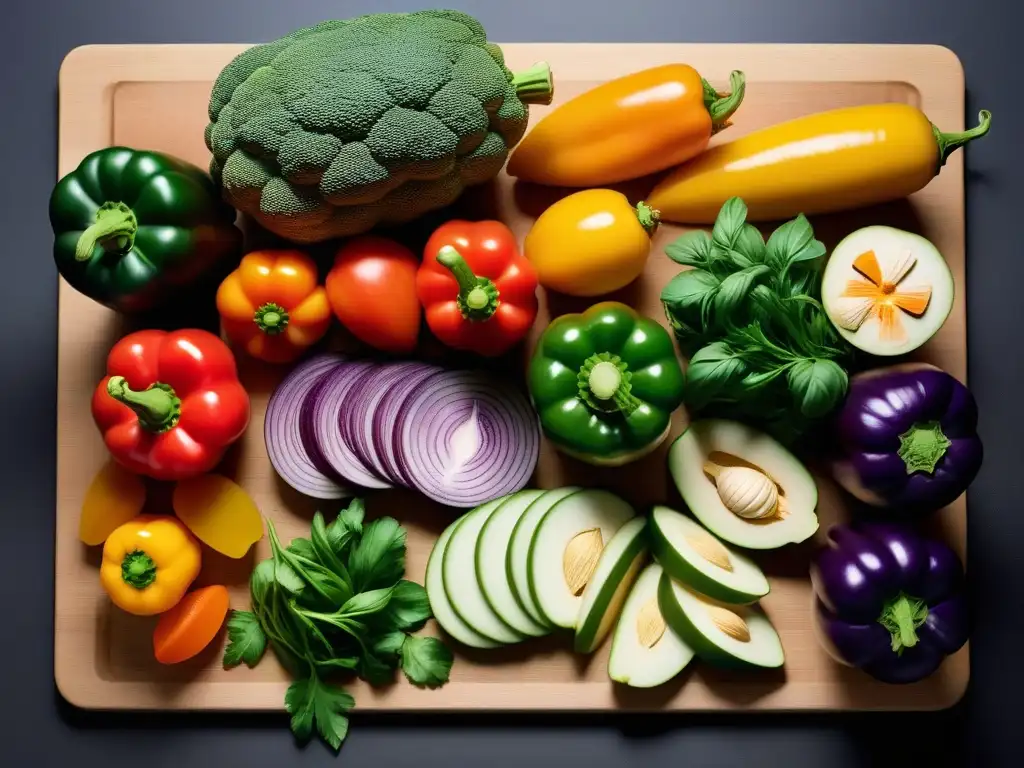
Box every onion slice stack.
[264,358,541,508]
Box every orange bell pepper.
[216,250,332,364]
[506,66,745,187]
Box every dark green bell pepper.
[528,301,686,466]
[49,146,242,313]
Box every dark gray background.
[2,0,1015,765]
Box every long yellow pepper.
[647,104,991,223]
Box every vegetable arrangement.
[54,8,993,753]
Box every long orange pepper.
[506,66,745,187]
[216,250,332,364]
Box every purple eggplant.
[811,522,968,684]
[832,363,983,512]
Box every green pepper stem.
[897,420,952,475]
[578,353,642,417]
[255,302,290,334]
[435,245,500,322]
[703,70,747,132]
[106,375,181,433]
[934,110,991,168]
[635,202,660,236]
[121,549,157,590]
[74,201,138,262]
[512,60,554,105]
[878,593,929,655]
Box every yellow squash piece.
[647,104,991,223]
[173,474,264,559]
[79,461,147,546]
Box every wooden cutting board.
[55,42,970,712]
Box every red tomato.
[325,236,422,354]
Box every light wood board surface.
[55,42,970,712]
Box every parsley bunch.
[223,499,453,753]
[660,197,854,444]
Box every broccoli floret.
[205,9,553,243]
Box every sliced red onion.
[265,353,351,499]
[344,362,435,484]
[393,369,540,508]
[372,364,443,485]
[306,361,391,489]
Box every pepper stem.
[106,375,182,433]
[878,593,929,655]
[512,60,554,105]
[255,302,290,335]
[435,245,500,322]
[897,420,951,475]
[635,202,660,236]
[74,201,138,262]
[703,70,747,133]
[933,110,991,168]
[578,353,641,417]
[121,549,157,590]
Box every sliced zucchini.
[608,563,695,688]
[476,489,550,637]
[649,505,769,604]
[443,496,526,645]
[527,489,636,629]
[425,519,501,650]
[574,516,648,654]
[658,574,784,669]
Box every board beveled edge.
[54,42,969,713]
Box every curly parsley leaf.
[285,673,354,751]
[223,610,267,669]
[399,635,454,689]
[349,516,406,592]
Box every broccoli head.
[205,10,554,243]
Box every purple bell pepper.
[832,363,983,512]
[811,522,968,684]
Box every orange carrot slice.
[851,250,883,286]
[153,585,230,665]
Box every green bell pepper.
[528,301,686,466]
[49,146,242,313]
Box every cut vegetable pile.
[425,490,784,686]
[57,7,990,755]
[266,354,541,508]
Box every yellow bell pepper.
[647,104,992,223]
[100,515,202,616]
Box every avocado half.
[667,419,819,550]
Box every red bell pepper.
[91,329,251,481]
[416,220,539,357]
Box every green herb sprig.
[660,197,853,443]
[223,499,453,753]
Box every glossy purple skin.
[811,522,968,684]
[833,365,983,511]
